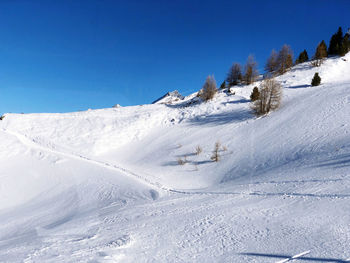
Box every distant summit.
[152,90,184,104]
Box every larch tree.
[199,75,217,101]
[265,49,279,75]
[226,63,242,87]
[251,78,282,116]
[277,44,293,74]
[312,40,327,66]
[243,55,258,85]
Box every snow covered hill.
[1,53,350,262]
[152,90,184,104]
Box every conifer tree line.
[222,26,349,90]
[328,27,350,56]
[200,26,349,102]
[309,27,350,66]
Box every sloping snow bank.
[2,53,350,191]
[0,53,350,262]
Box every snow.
[1,53,350,262]
[152,90,184,104]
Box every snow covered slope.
[0,53,350,262]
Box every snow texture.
[1,53,350,262]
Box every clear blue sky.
[0,0,349,113]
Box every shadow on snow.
[286,84,311,89]
[240,252,350,262]
[188,109,252,126]
[311,153,350,169]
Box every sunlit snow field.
[1,53,350,262]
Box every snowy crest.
[152,90,184,104]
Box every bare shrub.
[310,60,320,67]
[211,141,221,162]
[195,145,203,155]
[199,75,217,101]
[177,156,187,165]
[251,78,282,116]
[177,158,185,165]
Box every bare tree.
[199,75,217,101]
[243,55,259,85]
[226,63,242,87]
[251,78,282,116]
[265,49,279,75]
[277,44,293,74]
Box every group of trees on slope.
[265,44,293,76]
[299,27,350,67]
[226,55,259,87]
[197,27,349,116]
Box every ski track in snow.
[2,128,167,192]
[3,128,350,201]
[2,125,350,262]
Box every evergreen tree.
[295,50,309,64]
[339,33,350,56]
[311,73,321,86]
[328,27,344,55]
[243,55,258,85]
[342,31,350,55]
[219,81,226,90]
[277,44,293,74]
[226,63,242,87]
[250,87,260,101]
[265,49,279,75]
